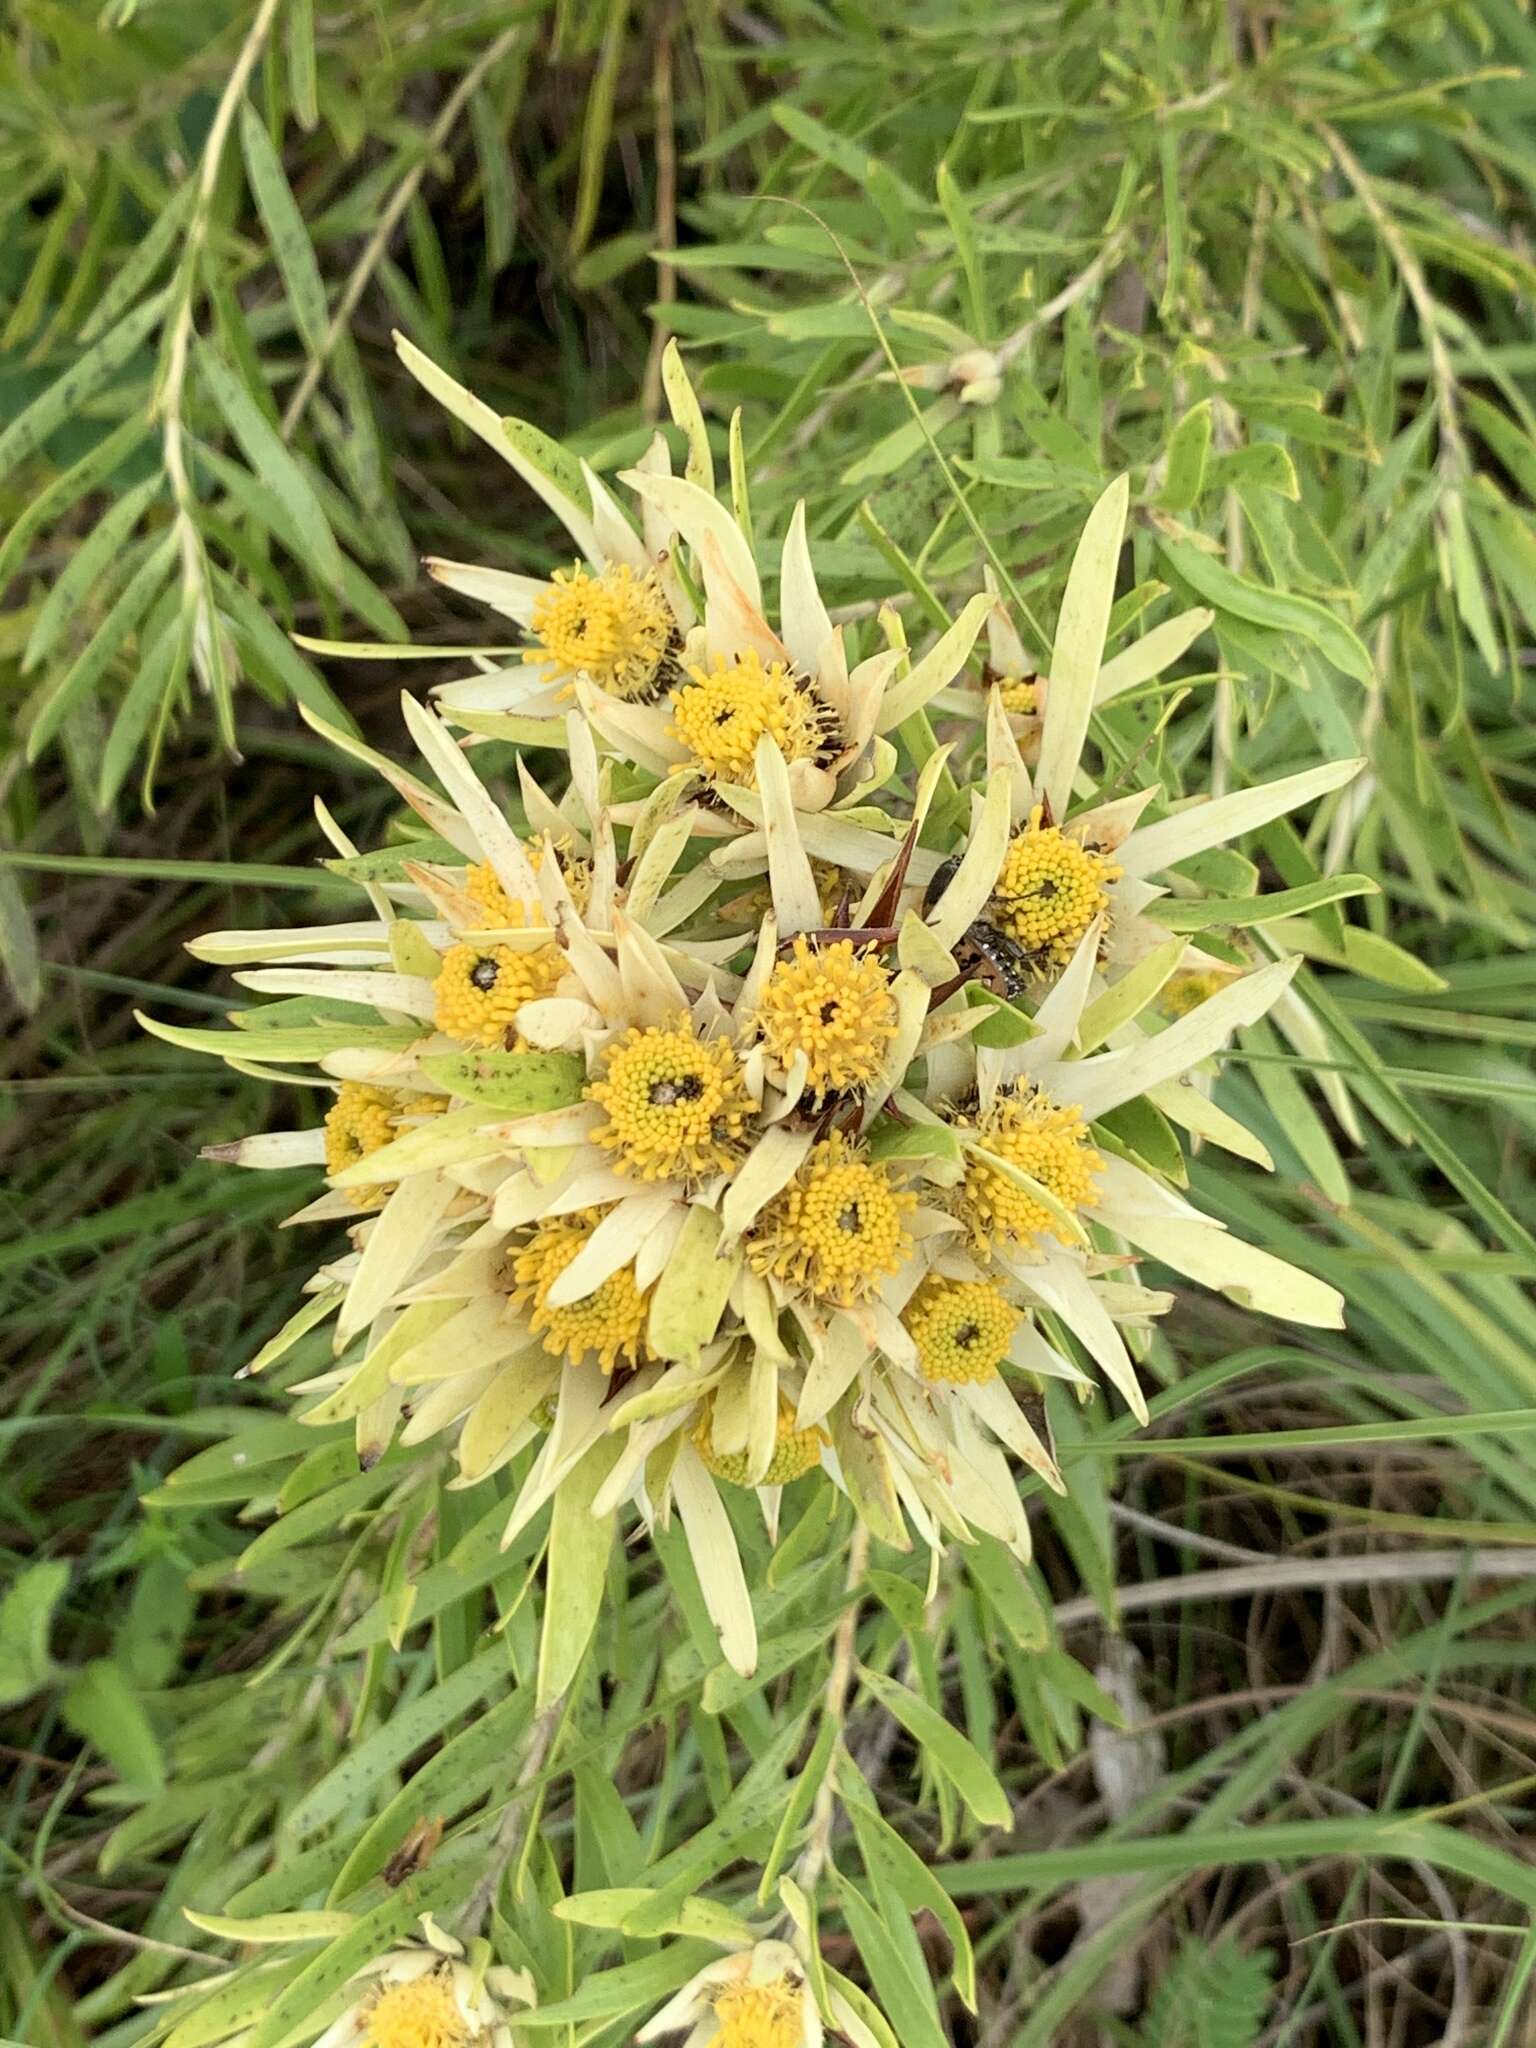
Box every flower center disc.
[364,1974,470,2048]
[991,806,1120,969]
[756,936,898,1099]
[671,653,836,787]
[904,1276,1021,1384]
[748,1132,914,1305]
[509,1208,652,1372]
[957,1088,1102,1251]
[434,939,564,1049]
[692,1395,824,1487]
[527,562,673,700]
[587,1020,753,1181]
[712,1978,805,2048]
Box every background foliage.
[3,1,1535,2042]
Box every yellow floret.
[433,940,563,1049]
[586,1018,754,1181]
[746,1130,914,1306]
[954,1087,1101,1252]
[755,936,898,1099]
[903,1275,1021,1384]
[526,561,674,700]
[465,851,592,926]
[991,803,1120,971]
[362,1972,470,2048]
[670,652,837,788]
[323,1083,443,1212]
[692,1395,825,1488]
[997,674,1039,716]
[508,1208,653,1372]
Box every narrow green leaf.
[855,1665,1011,1828]
[197,344,344,588]
[538,1434,621,1709]
[239,105,329,356]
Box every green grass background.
[3,2,1536,2042]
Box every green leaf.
[61,1659,164,1793]
[1158,537,1373,684]
[1140,874,1378,930]
[843,1767,977,2011]
[502,416,593,524]
[1340,927,1449,992]
[137,1012,418,1063]
[416,1048,586,1112]
[1157,401,1212,513]
[647,1204,738,1362]
[1139,1937,1274,2048]
[855,1665,1011,1828]
[0,1559,69,1707]
[0,862,41,1015]
[538,1434,621,1709]
[837,1873,946,2048]
[288,1636,516,1839]
[184,1907,355,1944]
[197,344,344,588]
[239,105,329,357]
[0,288,169,482]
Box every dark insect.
[382,1815,445,1887]
[923,853,1031,1002]
[952,919,1031,1001]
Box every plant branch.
[794,1519,869,1896]
[459,1696,564,1934]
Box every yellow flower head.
[587,1018,754,1181]
[711,1978,805,2048]
[670,652,838,788]
[465,848,592,927]
[324,1082,399,1211]
[692,1394,825,1488]
[1160,964,1236,1018]
[997,674,1039,716]
[755,936,898,1099]
[434,940,564,1048]
[991,804,1121,970]
[904,1275,1021,1384]
[362,1972,469,2048]
[955,1087,1102,1252]
[526,561,674,700]
[509,1208,652,1372]
[747,1129,915,1306]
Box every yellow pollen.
[997,674,1039,716]
[712,1978,805,2048]
[526,561,673,700]
[955,1088,1102,1252]
[904,1276,1021,1385]
[670,652,836,788]
[586,1018,753,1182]
[991,804,1120,970]
[508,1208,652,1371]
[323,1084,443,1212]
[692,1394,826,1487]
[747,1130,914,1306]
[466,850,591,924]
[1160,965,1234,1018]
[434,939,564,1048]
[362,1972,470,2048]
[756,937,898,1098]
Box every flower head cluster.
[157,343,1361,1683]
